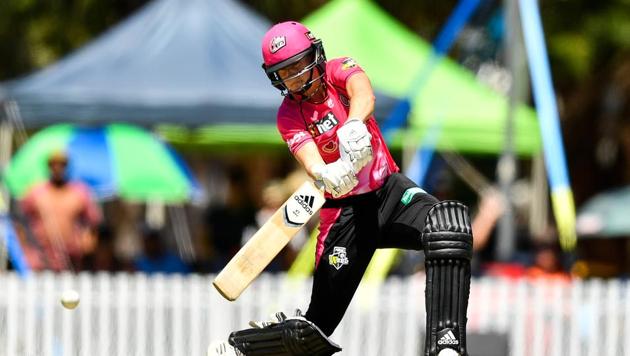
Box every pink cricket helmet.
[261,21,326,97]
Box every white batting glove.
[311,160,358,198]
[337,118,373,172]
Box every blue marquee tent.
[3,0,279,127]
[1,0,395,129]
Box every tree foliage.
[0,0,146,80]
[3,0,628,90]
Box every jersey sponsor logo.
[307,112,339,137]
[339,94,350,107]
[321,140,338,154]
[283,194,315,227]
[270,36,286,53]
[329,246,349,270]
[437,329,459,346]
[287,131,307,147]
[401,187,426,205]
[341,58,357,70]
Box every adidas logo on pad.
[437,330,459,345]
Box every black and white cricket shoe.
[207,340,243,356]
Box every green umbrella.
[4,123,201,203]
[576,186,630,238]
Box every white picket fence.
[0,272,628,356]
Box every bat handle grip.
[313,180,325,191]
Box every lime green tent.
[303,0,541,155]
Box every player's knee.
[422,201,473,261]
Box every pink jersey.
[277,57,399,199]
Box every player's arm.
[294,142,357,198]
[337,72,374,172]
[346,72,376,123]
[294,141,325,179]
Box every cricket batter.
[217,21,473,356]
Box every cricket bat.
[213,180,325,301]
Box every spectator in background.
[526,239,571,282]
[133,225,190,274]
[204,165,256,272]
[20,150,101,271]
[82,224,129,272]
[472,181,542,278]
[471,187,505,252]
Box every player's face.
[277,55,318,93]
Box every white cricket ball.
[60,289,80,310]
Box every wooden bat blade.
[213,180,325,301]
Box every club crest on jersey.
[329,247,349,270]
[341,58,357,70]
[269,36,286,53]
[308,112,339,137]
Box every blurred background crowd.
[0,0,629,282]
